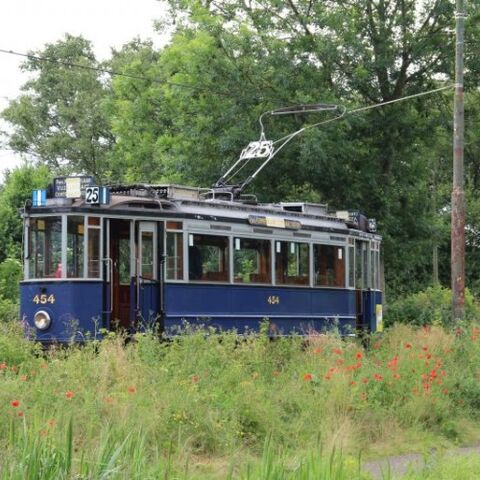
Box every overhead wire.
[0,47,237,99]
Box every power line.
[0,48,236,98]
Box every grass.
[1,321,480,478]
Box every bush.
[385,285,480,327]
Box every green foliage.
[385,286,480,327]
[0,164,50,263]
[1,35,113,181]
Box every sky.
[0,0,169,179]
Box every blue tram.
[20,179,383,343]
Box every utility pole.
[452,0,465,320]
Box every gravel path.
[362,446,480,479]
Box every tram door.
[109,220,161,331]
[355,240,368,330]
[109,219,132,330]
[136,222,160,328]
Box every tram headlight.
[34,310,51,330]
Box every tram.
[19,104,383,343]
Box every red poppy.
[127,386,136,394]
[442,388,449,395]
[11,400,19,407]
[393,373,401,380]
[422,346,429,352]
[20,375,28,381]
[361,377,369,384]
[313,347,322,354]
[65,391,74,399]
[17,411,23,417]
[303,373,313,381]
[191,375,200,383]
[324,374,332,381]
[350,380,356,385]
[387,357,398,370]
[356,352,363,360]
[336,359,344,366]
[373,373,384,382]
[405,343,412,349]
[0,363,7,370]
[332,348,342,355]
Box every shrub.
[385,285,480,327]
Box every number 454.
[267,296,280,305]
[33,294,55,305]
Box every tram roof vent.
[280,202,328,216]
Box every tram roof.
[27,182,380,237]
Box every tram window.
[348,245,355,288]
[314,244,345,288]
[87,227,101,278]
[275,241,309,286]
[188,234,229,282]
[28,217,62,279]
[166,232,184,280]
[234,238,271,284]
[141,231,154,279]
[67,216,84,278]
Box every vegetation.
[2,322,480,478]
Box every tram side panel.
[163,283,357,335]
[20,281,105,343]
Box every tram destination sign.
[248,215,301,230]
[53,176,94,199]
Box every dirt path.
[362,446,480,479]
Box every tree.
[1,35,114,181]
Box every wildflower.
[40,363,48,369]
[356,352,363,360]
[0,363,7,370]
[11,400,19,408]
[11,365,17,373]
[361,377,369,384]
[20,375,28,381]
[303,373,313,381]
[405,343,412,349]
[313,347,322,354]
[442,389,449,395]
[47,419,57,428]
[422,346,429,352]
[332,348,342,355]
[191,375,200,383]
[373,373,384,382]
[373,342,381,349]
[440,370,446,377]
[324,374,332,381]
[65,391,74,400]
[429,370,437,379]
[336,358,344,366]
[393,373,401,380]
[127,386,136,394]
[17,411,23,417]
[350,380,356,386]
[105,396,114,405]
[387,357,398,371]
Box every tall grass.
[1,320,480,477]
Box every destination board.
[53,176,94,198]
